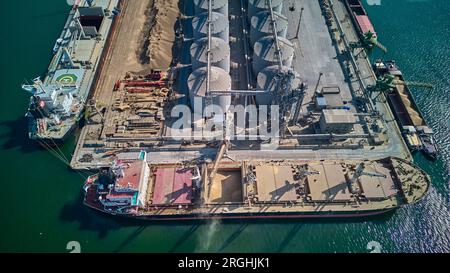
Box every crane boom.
[348,163,387,194]
[209,141,228,181]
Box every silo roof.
[192,12,229,36]
[194,0,228,10]
[257,65,301,92]
[249,0,283,9]
[188,67,231,97]
[190,37,230,64]
[254,36,294,62]
[251,11,288,33]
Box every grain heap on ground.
[146,0,180,69]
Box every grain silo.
[188,66,232,114]
[194,0,228,18]
[256,65,301,106]
[252,36,294,76]
[248,0,283,19]
[250,10,288,45]
[192,11,229,43]
[190,37,230,73]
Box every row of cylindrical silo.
[253,36,296,105]
[253,36,294,75]
[247,0,298,106]
[190,37,230,73]
[192,11,229,43]
[194,0,229,18]
[250,10,288,45]
[248,0,283,19]
[249,2,293,76]
[256,65,301,106]
[188,67,232,115]
[189,1,232,115]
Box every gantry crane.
[351,31,388,55]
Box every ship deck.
[85,157,429,218]
[34,0,120,140]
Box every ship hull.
[82,157,430,222]
[84,201,396,221]
[373,60,439,160]
[422,148,438,161]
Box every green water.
[0,0,449,253]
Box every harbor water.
[0,0,448,252]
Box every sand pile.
[146,0,180,69]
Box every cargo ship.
[344,0,439,159]
[21,0,122,143]
[83,152,429,220]
[374,60,439,160]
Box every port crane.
[296,165,320,179]
[348,163,387,194]
[376,74,434,91]
[362,31,388,53]
[372,74,434,101]
[85,99,106,122]
[209,140,229,182]
[351,31,388,54]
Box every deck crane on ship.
[348,162,387,195]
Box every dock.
[71,0,410,176]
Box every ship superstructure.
[22,0,121,142]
